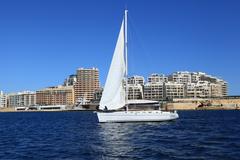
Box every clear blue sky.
[0,0,240,95]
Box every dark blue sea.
[0,110,239,160]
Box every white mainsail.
[99,19,126,110]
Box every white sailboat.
[96,10,179,123]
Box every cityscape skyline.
[1,69,227,95]
[1,0,240,95]
[1,70,228,109]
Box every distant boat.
[96,10,179,123]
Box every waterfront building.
[165,82,185,99]
[201,73,227,97]
[186,81,211,98]
[148,74,168,83]
[217,80,228,96]
[168,71,191,84]
[128,84,143,100]
[210,83,223,97]
[36,85,74,106]
[168,71,228,98]
[144,82,164,100]
[74,67,100,103]
[0,91,7,108]
[185,83,197,98]
[94,71,228,102]
[194,81,211,98]
[128,76,145,85]
[143,71,228,100]
[63,74,77,86]
[127,76,144,100]
[8,91,36,108]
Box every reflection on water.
[98,123,134,159]
[97,122,174,159]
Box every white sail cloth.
[99,20,126,110]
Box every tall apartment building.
[148,74,168,83]
[36,86,74,106]
[144,82,164,100]
[74,68,100,103]
[8,91,36,107]
[0,91,7,108]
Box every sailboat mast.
[124,10,128,106]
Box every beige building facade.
[128,84,143,100]
[36,86,74,106]
[8,91,36,107]
[165,82,185,99]
[74,68,100,103]
[144,82,164,100]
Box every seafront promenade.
[166,97,240,110]
[1,97,240,112]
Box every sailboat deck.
[96,110,179,122]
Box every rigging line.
[128,13,154,77]
[127,15,136,76]
[126,12,141,76]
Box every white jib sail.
[99,19,126,110]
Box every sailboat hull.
[96,110,179,123]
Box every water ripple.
[0,111,239,159]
